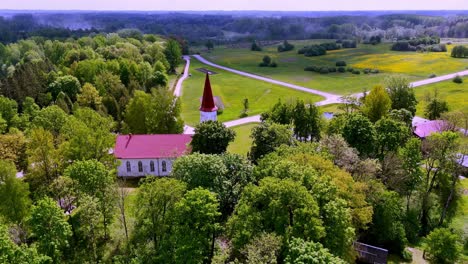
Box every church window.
[126,161,131,172]
[138,161,143,172]
[162,161,167,172]
[150,161,155,172]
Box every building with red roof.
[114,134,192,177]
[413,120,447,139]
[200,73,218,122]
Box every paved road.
[174,56,191,97]
[193,55,340,104]
[223,115,262,128]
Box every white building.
[114,134,192,177]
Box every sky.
[1,0,467,11]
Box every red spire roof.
[200,73,218,112]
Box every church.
[114,73,217,177]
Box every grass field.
[180,60,323,125]
[414,77,468,117]
[200,41,468,95]
[227,123,258,156]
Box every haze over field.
[1,0,468,11]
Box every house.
[412,120,448,139]
[114,134,192,177]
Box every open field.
[227,123,257,156]
[414,77,468,117]
[200,41,468,95]
[180,60,323,125]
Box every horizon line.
[0,9,467,12]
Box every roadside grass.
[414,77,468,117]
[319,103,345,113]
[227,123,258,156]
[180,60,323,126]
[200,42,468,95]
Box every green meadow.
[227,123,258,156]
[201,41,468,95]
[414,77,468,117]
[180,60,323,125]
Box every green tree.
[0,95,18,128]
[227,177,324,250]
[342,114,376,157]
[76,83,102,110]
[424,228,462,264]
[172,188,221,264]
[424,89,449,120]
[398,138,423,213]
[29,197,72,263]
[32,105,69,138]
[261,99,293,125]
[123,90,151,134]
[0,132,28,171]
[0,224,50,264]
[249,122,294,163]
[362,85,391,122]
[0,160,31,226]
[375,118,410,158]
[241,233,282,264]
[47,75,81,101]
[64,159,115,238]
[164,39,182,73]
[133,178,186,262]
[385,76,417,115]
[191,121,236,154]
[145,88,184,134]
[285,238,346,264]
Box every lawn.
[200,41,468,95]
[414,76,467,117]
[227,123,258,156]
[180,60,323,125]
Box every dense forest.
[0,11,467,44]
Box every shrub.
[451,45,468,58]
[429,73,436,78]
[424,228,462,264]
[278,40,294,52]
[352,69,360,75]
[342,40,357,48]
[251,41,262,51]
[304,66,317,72]
[336,61,347,67]
[258,62,268,67]
[453,75,463,84]
[337,67,345,73]
[371,69,379,74]
[319,67,329,74]
[402,248,413,262]
[346,67,354,72]
[328,67,336,72]
[319,42,341,51]
[270,61,278,68]
[363,68,370,74]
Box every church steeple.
[200,73,218,122]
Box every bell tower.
[200,73,218,122]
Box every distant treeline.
[0,12,467,44]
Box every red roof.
[200,73,218,112]
[114,134,192,159]
[413,120,446,138]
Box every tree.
[76,83,102,110]
[32,105,69,138]
[241,233,282,264]
[48,75,81,101]
[424,228,462,264]
[74,195,104,262]
[385,76,417,115]
[205,40,214,50]
[29,197,72,262]
[0,160,31,227]
[172,188,221,264]
[227,177,324,250]
[398,138,423,213]
[249,122,294,163]
[388,108,413,128]
[362,85,391,122]
[0,95,18,128]
[132,178,186,261]
[146,88,184,134]
[191,121,236,154]
[0,132,28,171]
[251,41,262,51]
[123,90,150,134]
[424,89,448,120]
[285,238,346,264]
[64,159,115,238]
[261,99,293,125]
[164,39,182,73]
[342,114,376,157]
[450,45,468,58]
[375,118,410,158]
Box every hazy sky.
[1,0,467,11]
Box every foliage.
[227,177,324,250]
[453,75,463,84]
[285,238,346,264]
[241,232,282,264]
[251,41,262,51]
[249,122,294,163]
[362,85,392,122]
[0,160,31,226]
[171,188,221,264]
[278,40,294,52]
[385,76,417,115]
[77,83,102,110]
[29,197,72,262]
[0,132,28,171]
[424,88,449,120]
[191,121,236,154]
[451,45,468,58]
[163,39,182,73]
[424,228,462,264]
[342,114,376,157]
[47,75,81,101]
[375,118,410,158]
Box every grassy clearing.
[180,60,323,126]
[201,41,468,95]
[227,123,257,156]
[414,77,468,117]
